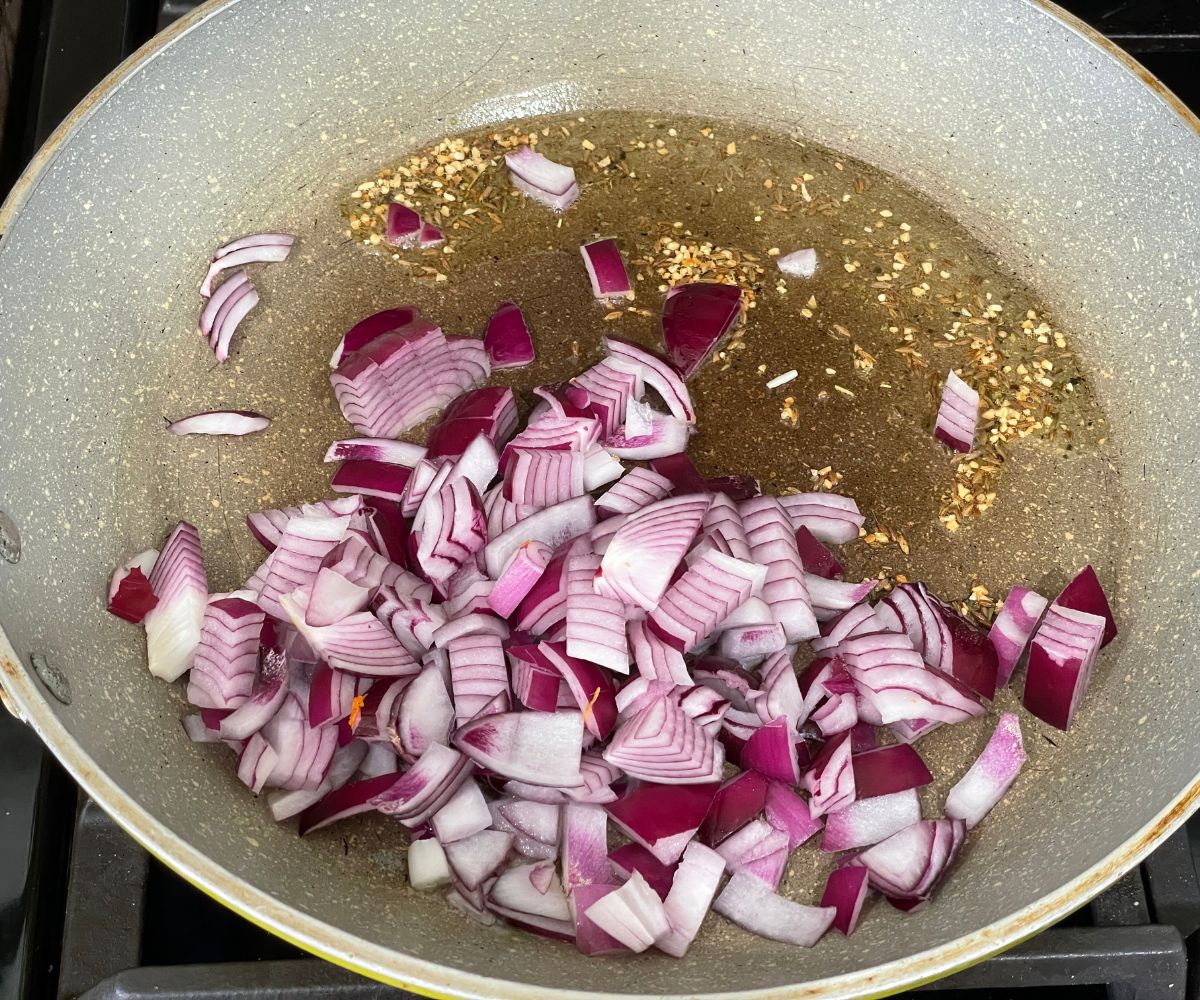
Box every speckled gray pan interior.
[1,1,1199,997]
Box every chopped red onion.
[372,580,446,655]
[989,585,1049,687]
[497,799,560,845]
[144,522,208,682]
[764,782,824,849]
[648,550,766,652]
[740,496,818,642]
[934,370,980,453]
[490,862,572,927]
[820,866,869,935]
[187,596,265,710]
[657,840,725,957]
[594,469,669,519]
[604,412,692,460]
[506,146,577,196]
[855,817,966,902]
[487,540,552,619]
[328,307,421,369]
[107,549,159,624]
[384,203,422,247]
[219,649,288,741]
[416,477,486,585]
[740,717,800,784]
[804,731,855,818]
[200,231,294,297]
[806,575,876,622]
[237,735,278,794]
[484,495,596,579]
[605,781,720,865]
[945,712,1026,828]
[627,620,691,686]
[812,687,858,736]
[821,788,922,852]
[1022,602,1105,730]
[245,496,362,553]
[418,222,445,248]
[660,282,742,380]
[691,493,752,563]
[281,589,419,678]
[604,337,695,424]
[697,770,769,847]
[408,837,452,891]
[718,622,787,665]
[572,359,643,438]
[256,512,351,619]
[777,248,817,279]
[1056,564,1117,648]
[297,770,405,835]
[323,438,426,467]
[561,547,628,675]
[443,829,514,890]
[430,778,491,844]
[596,494,710,610]
[608,843,678,899]
[167,410,270,437]
[484,301,535,369]
[776,492,865,544]
[580,238,634,302]
[372,743,471,827]
[714,872,836,947]
[504,448,586,508]
[445,630,509,726]
[583,871,669,953]
[570,884,628,956]
[454,710,583,787]
[604,693,723,784]
[562,803,611,891]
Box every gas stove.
[2,2,1199,998]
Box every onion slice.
[329,306,420,368]
[1056,565,1117,648]
[660,282,742,381]
[821,788,921,852]
[714,872,836,947]
[604,337,695,424]
[167,410,270,437]
[580,239,634,302]
[945,712,1026,828]
[989,585,1049,688]
[1022,602,1105,730]
[657,841,725,957]
[583,871,669,953]
[820,866,869,936]
[453,710,584,787]
[934,370,979,453]
[596,494,710,610]
[200,232,294,297]
[144,522,208,682]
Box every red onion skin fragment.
[821,866,869,935]
[1055,564,1118,648]
[660,282,742,380]
[946,712,1027,828]
[167,410,271,437]
[484,301,536,369]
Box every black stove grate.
[3,1,1200,999]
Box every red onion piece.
[627,620,691,686]
[945,712,1026,829]
[484,495,596,579]
[328,307,421,368]
[580,238,634,302]
[804,731,855,818]
[261,690,338,791]
[660,282,742,381]
[777,248,817,278]
[648,550,765,652]
[200,232,294,297]
[490,862,572,926]
[715,818,789,878]
[794,525,843,579]
[821,865,869,935]
[144,522,209,682]
[698,770,769,846]
[372,743,471,827]
[562,803,611,891]
[596,468,672,517]
[571,884,628,956]
[740,717,800,784]
[811,604,880,654]
[570,359,642,437]
[562,548,628,675]
[714,872,836,947]
[856,817,966,901]
[219,650,288,740]
[822,788,922,852]
[486,540,551,619]
[306,662,365,727]
[776,492,865,545]
[604,412,692,460]
[657,841,725,958]
[1022,602,1105,730]
[648,452,707,495]
[605,781,720,865]
[603,694,724,785]
[484,301,535,369]
[989,585,1049,687]
[257,513,351,619]
[417,477,486,585]
[583,871,669,953]
[237,734,278,794]
[596,495,710,610]
[408,837,452,891]
[199,269,248,339]
[537,641,619,739]
[505,146,577,196]
[740,496,819,642]
[512,173,580,212]
[296,770,403,834]
[503,448,585,508]
[507,645,564,712]
[853,744,934,798]
[167,410,270,437]
[443,829,514,890]
[934,370,980,453]
[764,782,824,849]
[426,386,518,460]
[608,843,678,899]
[1056,564,1117,648]
[497,799,560,845]
[431,779,492,844]
[384,203,423,247]
[187,596,265,709]
[565,753,621,805]
[418,222,445,248]
[394,663,454,758]
[323,438,426,467]
[244,496,362,553]
[604,337,695,424]
[281,589,419,677]
[208,279,261,363]
[448,631,510,726]
[806,575,876,622]
[372,580,446,655]
[107,549,159,623]
[691,493,752,563]
[454,710,583,787]
[330,459,414,504]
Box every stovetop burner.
[2,2,1200,998]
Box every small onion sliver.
[777,248,817,278]
[945,712,1027,828]
[167,410,271,437]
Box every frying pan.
[1,0,1198,996]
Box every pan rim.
[1,0,1198,996]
